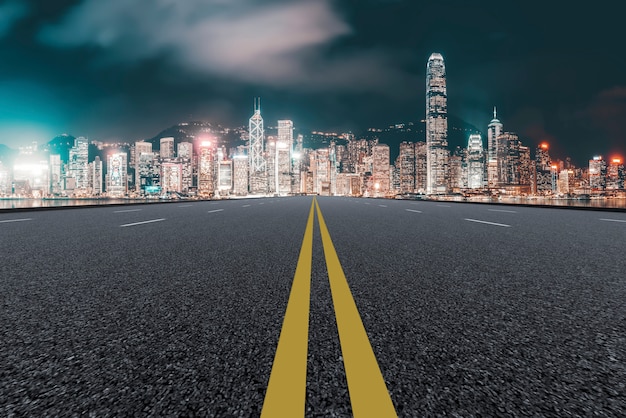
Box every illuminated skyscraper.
[277,120,294,195]
[466,134,484,189]
[487,108,503,188]
[177,142,193,159]
[160,137,175,159]
[198,141,215,196]
[311,149,331,195]
[534,143,553,194]
[49,154,62,195]
[161,162,183,193]
[415,141,428,193]
[398,142,416,193]
[589,156,606,190]
[233,155,249,196]
[68,136,89,190]
[217,160,233,195]
[426,53,449,194]
[372,144,390,196]
[89,156,103,195]
[134,141,153,192]
[249,98,266,194]
[606,157,623,190]
[106,152,127,197]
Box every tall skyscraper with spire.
[426,53,449,194]
[248,97,266,194]
[487,107,503,188]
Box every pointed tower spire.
[493,106,497,119]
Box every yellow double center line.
[262,198,397,417]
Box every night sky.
[0,0,624,165]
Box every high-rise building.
[233,154,249,196]
[217,160,233,195]
[106,152,128,197]
[426,52,449,194]
[277,120,294,152]
[160,137,175,159]
[398,142,416,193]
[177,142,193,160]
[68,136,89,191]
[533,143,553,194]
[589,156,606,190]
[49,154,62,195]
[466,134,484,189]
[198,141,215,196]
[487,108,503,188]
[415,141,428,193]
[311,149,332,195]
[372,144,390,196]
[134,141,153,192]
[494,132,531,193]
[249,98,266,194]
[449,146,465,191]
[558,169,575,194]
[161,162,183,193]
[89,156,103,195]
[606,157,624,190]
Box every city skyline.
[0,1,624,165]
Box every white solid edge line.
[242,204,251,207]
[405,209,422,213]
[378,204,387,207]
[208,209,224,213]
[113,209,142,213]
[488,209,517,213]
[465,218,511,227]
[437,204,451,207]
[120,218,165,227]
[0,218,33,223]
[178,204,193,208]
[599,218,626,223]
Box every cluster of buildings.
[0,53,624,199]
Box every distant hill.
[147,121,245,155]
[360,115,483,161]
[44,134,76,163]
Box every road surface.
[1,196,624,416]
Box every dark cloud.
[37,0,405,93]
[0,0,29,38]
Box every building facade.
[426,53,449,194]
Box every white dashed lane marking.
[465,218,511,227]
[0,218,33,224]
[120,218,165,227]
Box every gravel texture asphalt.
[1,196,624,417]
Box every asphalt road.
[1,196,624,417]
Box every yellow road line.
[315,199,397,418]
[261,199,316,417]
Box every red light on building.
[540,142,549,150]
[611,157,622,164]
